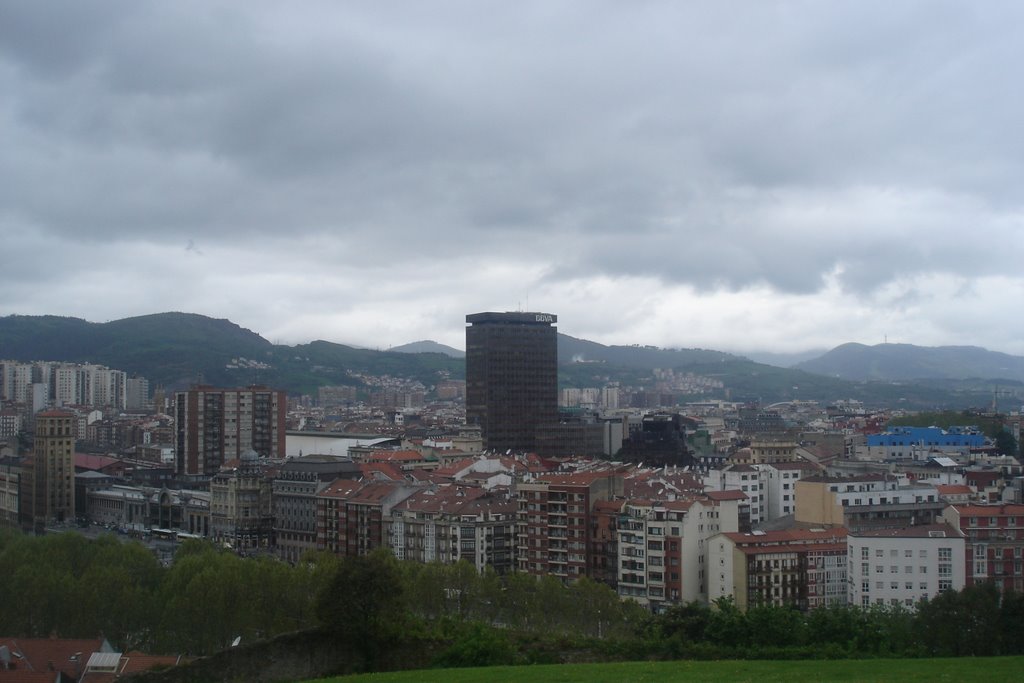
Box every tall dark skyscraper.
[466,312,558,454]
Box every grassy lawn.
[313,657,1024,683]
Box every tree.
[316,550,407,669]
[705,597,749,647]
[994,428,1019,458]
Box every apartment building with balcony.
[941,503,1024,593]
[516,470,623,582]
[616,493,741,610]
[387,485,516,573]
[174,385,286,476]
[315,479,418,557]
[708,528,848,611]
[209,450,273,551]
[273,455,361,563]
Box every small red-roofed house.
[0,637,109,682]
[936,484,973,504]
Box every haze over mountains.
[1,313,1021,409]
[795,343,1024,383]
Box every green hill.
[0,313,1006,408]
[0,313,463,393]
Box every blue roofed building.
[864,426,988,462]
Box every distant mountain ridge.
[0,313,462,393]
[557,334,739,367]
[389,340,465,358]
[795,342,1024,382]
[0,313,1014,409]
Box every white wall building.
[704,464,765,525]
[617,494,741,609]
[847,523,966,610]
[758,460,822,521]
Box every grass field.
[313,657,1024,683]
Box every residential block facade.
[847,523,965,609]
[174,385,286,476]
[941,503,1024,592]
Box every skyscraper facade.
[466,311,558,453]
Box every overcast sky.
[3,1,1023,356]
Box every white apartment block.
[847,523,965,610]
[758,460,821,521]
[704,464,765,525]
[617,495,740,610]
[1,361,132,410]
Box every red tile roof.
[947,503,1024,516]
[706,490,747,501]
[74,454,122,471]
[366,450,423,462]
[936,484,973,495]
[0,637,105,680]
[36,409,75,418]
[317,479,363,499]
[359,462,403,480]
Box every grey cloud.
[3,1,1024,351]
